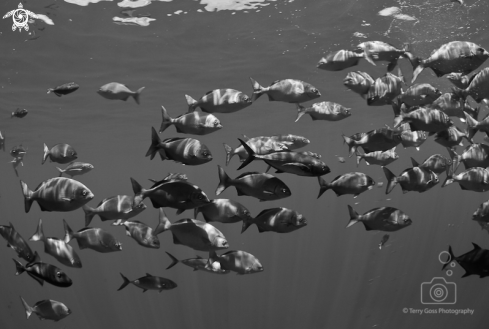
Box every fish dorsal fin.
[472,243,481,250]
[242,135,250,142]
[77,227,92,233]
[97,196,117,207]
[235,172,260,180]
[410,157,420,167]
[254,208,277,218]
[162,137,186,143]
[145,273,152,277]
[331,174,343,182]
[270,79,282,85]
[196,255,203,259]
[205,90,214,95]
[221,250,236,256]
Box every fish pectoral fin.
[275,170,285,173]
[142,289,147,293]
[193,268,198,271]
[262,191,274,195]
[61,197,73,202]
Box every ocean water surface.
[1,0,489,328]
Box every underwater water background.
[1,0,489,327]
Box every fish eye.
[214,121,219,126]
[203,151,208,156]
[282,189,287,193]
[198,195,203,200]
[82,190,87,196]
[56,272,62,278]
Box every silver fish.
[410,154,452,175]
[0,222,35,263]
[29,219,82,268]
[295,102,351,122]
[367,69,404,106]
[194,199,252,224]
[118,272,177,292]
[250,77,320,103]
[241,207,307,234]
[398,130,428,150]
[97,82,145,104]
[442,244,489,278]
[42,143,77,165]
[82,195,147,226]
[57,161,94,178]
[223,138,289,166]
[318,172,375,198]
[185,89,252,113]
[343,128,401,157]
[11,108,28,118]
[317,50,364,71]
[395,107,453,133]
[47,82,79,97]
[112,214,165,249]
[21,177,94,213]
[448,144,489,171]
[434,126,472,148]
[64,220,122,253]
[447,73,470,89]
[165,252,230,274]
[209,250,264,275]
[20,297,71,322]
[343,71,374,99]
[159,105,222,135]
[398,83,442,107]
[356,41,412,71]
[443,166,489,192]
[356,147,399,167]
[383,166,439,194]
[347,205,412,232]
[13,252,73,287]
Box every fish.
[447,144,489,171]
[383,166,439,194]
[346,205,412,232]
[318,172,375,198]
[47,82,79,97]
[410,41,489,83]
[238,139,330,177]
[356,41,413,71]
[112,213,166,249]
[431,92,477,122]
[208,250,264,275]
[11,108,28,118]
[434,126,471,148]
[473,199,489,223]
[410,154,452,175]
[442,244,489,278]
[343,127,401,157]
[398,130,428,150]
[447,73,470,89]
[0,130,4,151]
[165,252,230,274]
[97,82,145,104]
[194,199,252,224]
[216,165,291,201]
[21,177,94,213]
[464,111,489,140]
[9,144,27,176]
[295,102,351,122]
[82,195,146,227]
[13,252,72,287]
[356,147,399,167]
[395,107,453,133]
[367,69,405,106]
[316,50,364,71]
[118,273,177,292]
[131,175,210,213]
[42,143,77,165]
[379,234,389,249]
[20,297,71,322]
[442,166,489,192]
[146,127,212,166]
[398,83,442,107]
[159,105,222,135]
[29,219,82,268]
[57,161,94,178]
[64,220,122,253]
[223,137,289,166]
[0,222,35,263]
[241,207,307,234]
[250,77,320,103]
[338,156,346,163]
[343,71,375,99]
[185,89,252,113]
[156,208,228,251]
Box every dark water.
[1,0,489,328]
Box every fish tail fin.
[237,138,256,170]
[133,87,145,105]
[63,219,75,244]
[346,205,360,228]
[442,161,455,187]
[383,167,398,194]
[29,219,44,242]
[216,165,231,195]
[117,273,131,291]
[223,143,234,166]
[442,246,455,270]
[317,177,330,198]
[20,297,33,319]
[159,106,173,133]
[464,112,479,140]
[13,259,25,275]
[446,147,461,173]
[42,143,49,164]
[409,57,423,83]
[397,67,405,84]
[20,180,34,213]
[295,104,307,122]
[130,177,147,208]
[56,167,64,177]
[185,94,198,113]
[154,208,171,235]
[342,135,357,157]
[165,252,179,270]
[250,77,264,102]
[46,88,53,94]
[451,87,468,101]
[241,217,253,234]
[146,127,165,160]
[82,205,96,227]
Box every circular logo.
[438,251,451,264]
[429,284,448,302]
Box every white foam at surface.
[35,14,54,25]
[112,16,156,26]
[118,0,152,8]
[64,0,112,6]
[198,0,275,12]
[378,6,401,17]
[393,14,417,21]
[353,32,367,38]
